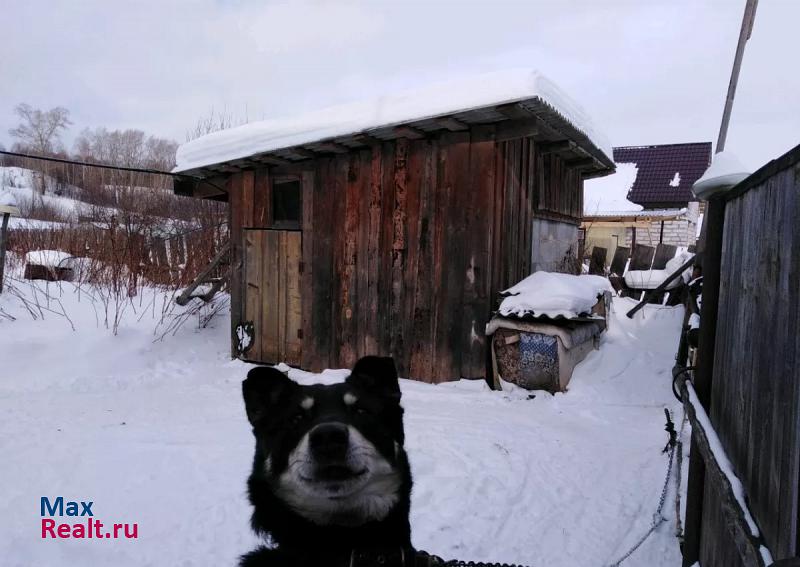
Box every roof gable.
[614,143,712,205]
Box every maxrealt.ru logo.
[41,497,138,539]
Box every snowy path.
[0,283,685,566]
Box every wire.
[0,150,228,194]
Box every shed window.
[272,178,301,228]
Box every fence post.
[681,196,726,566]
[0,212,10,294]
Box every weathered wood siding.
[243,229,302,365]
[227,129,583,381]
[700,149,800,564]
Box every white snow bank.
[175,68,612,172]
[499,272,610,319]
[693,151,750,199]
[583,162,642,215]
[0,279,686,566]
[24,249,71,267]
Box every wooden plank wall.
[228,130,583,382]
[702,160,800,563]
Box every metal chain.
[674,408,687,542]
[605,410,677,567]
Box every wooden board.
[629,244,655,270]
[243,229,303,366]
[652,243,677,270]
[589,246,607,275]
[705,159,800,560]
[609,246,630,276]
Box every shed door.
[243,229,302,366]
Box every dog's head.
[242,356,408,527]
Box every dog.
[240,356,415,566]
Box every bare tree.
[8,103,72,155]
[186,108,243,142]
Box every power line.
[0,150,190,178]
[0,150,227,194]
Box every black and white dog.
[240,356,415,566]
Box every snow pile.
[24,249,72,268]
[0,189,17,208]
[175,68,612,172]
[692,151,750,199]
[499,272,610,319]
[0,277,686,567]
[624,250,694,290]
[669,172,681,187]
[583,162,642,215]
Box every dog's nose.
[309,423,350,462]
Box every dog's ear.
[347,356,401,402]
[242,367,298,426]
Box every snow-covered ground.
[0,277,687,567]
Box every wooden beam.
[539,140,575,154]
[333,134,376,147]
[434,116,469,131]
[252,154,293,167]
[494,118,539,142]
[393,125,426,140]
[291,147,318,159]
[495,102,533,120]
[564,157,596,169]
[175,241,231,306]
[308,142,349,154]
[683,196,727,566]
[194,178,229,199]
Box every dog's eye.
[354,406,369,415]
[290,413,305,425]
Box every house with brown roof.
[582,142,712,264]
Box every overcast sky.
[1,0,798,170]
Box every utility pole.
[716,0,759,153]
[682,2,758,565]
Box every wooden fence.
[682,143,800,566]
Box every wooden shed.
[174,69,614,382]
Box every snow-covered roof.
[584,207,688,221]
[583,162,642,215]
[497,272,610,320]
[174,69,613,174]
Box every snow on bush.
[499,272,610,319]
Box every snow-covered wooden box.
[23,250,73,282]
[487,272,611,392]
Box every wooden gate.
[243,229,302,366]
